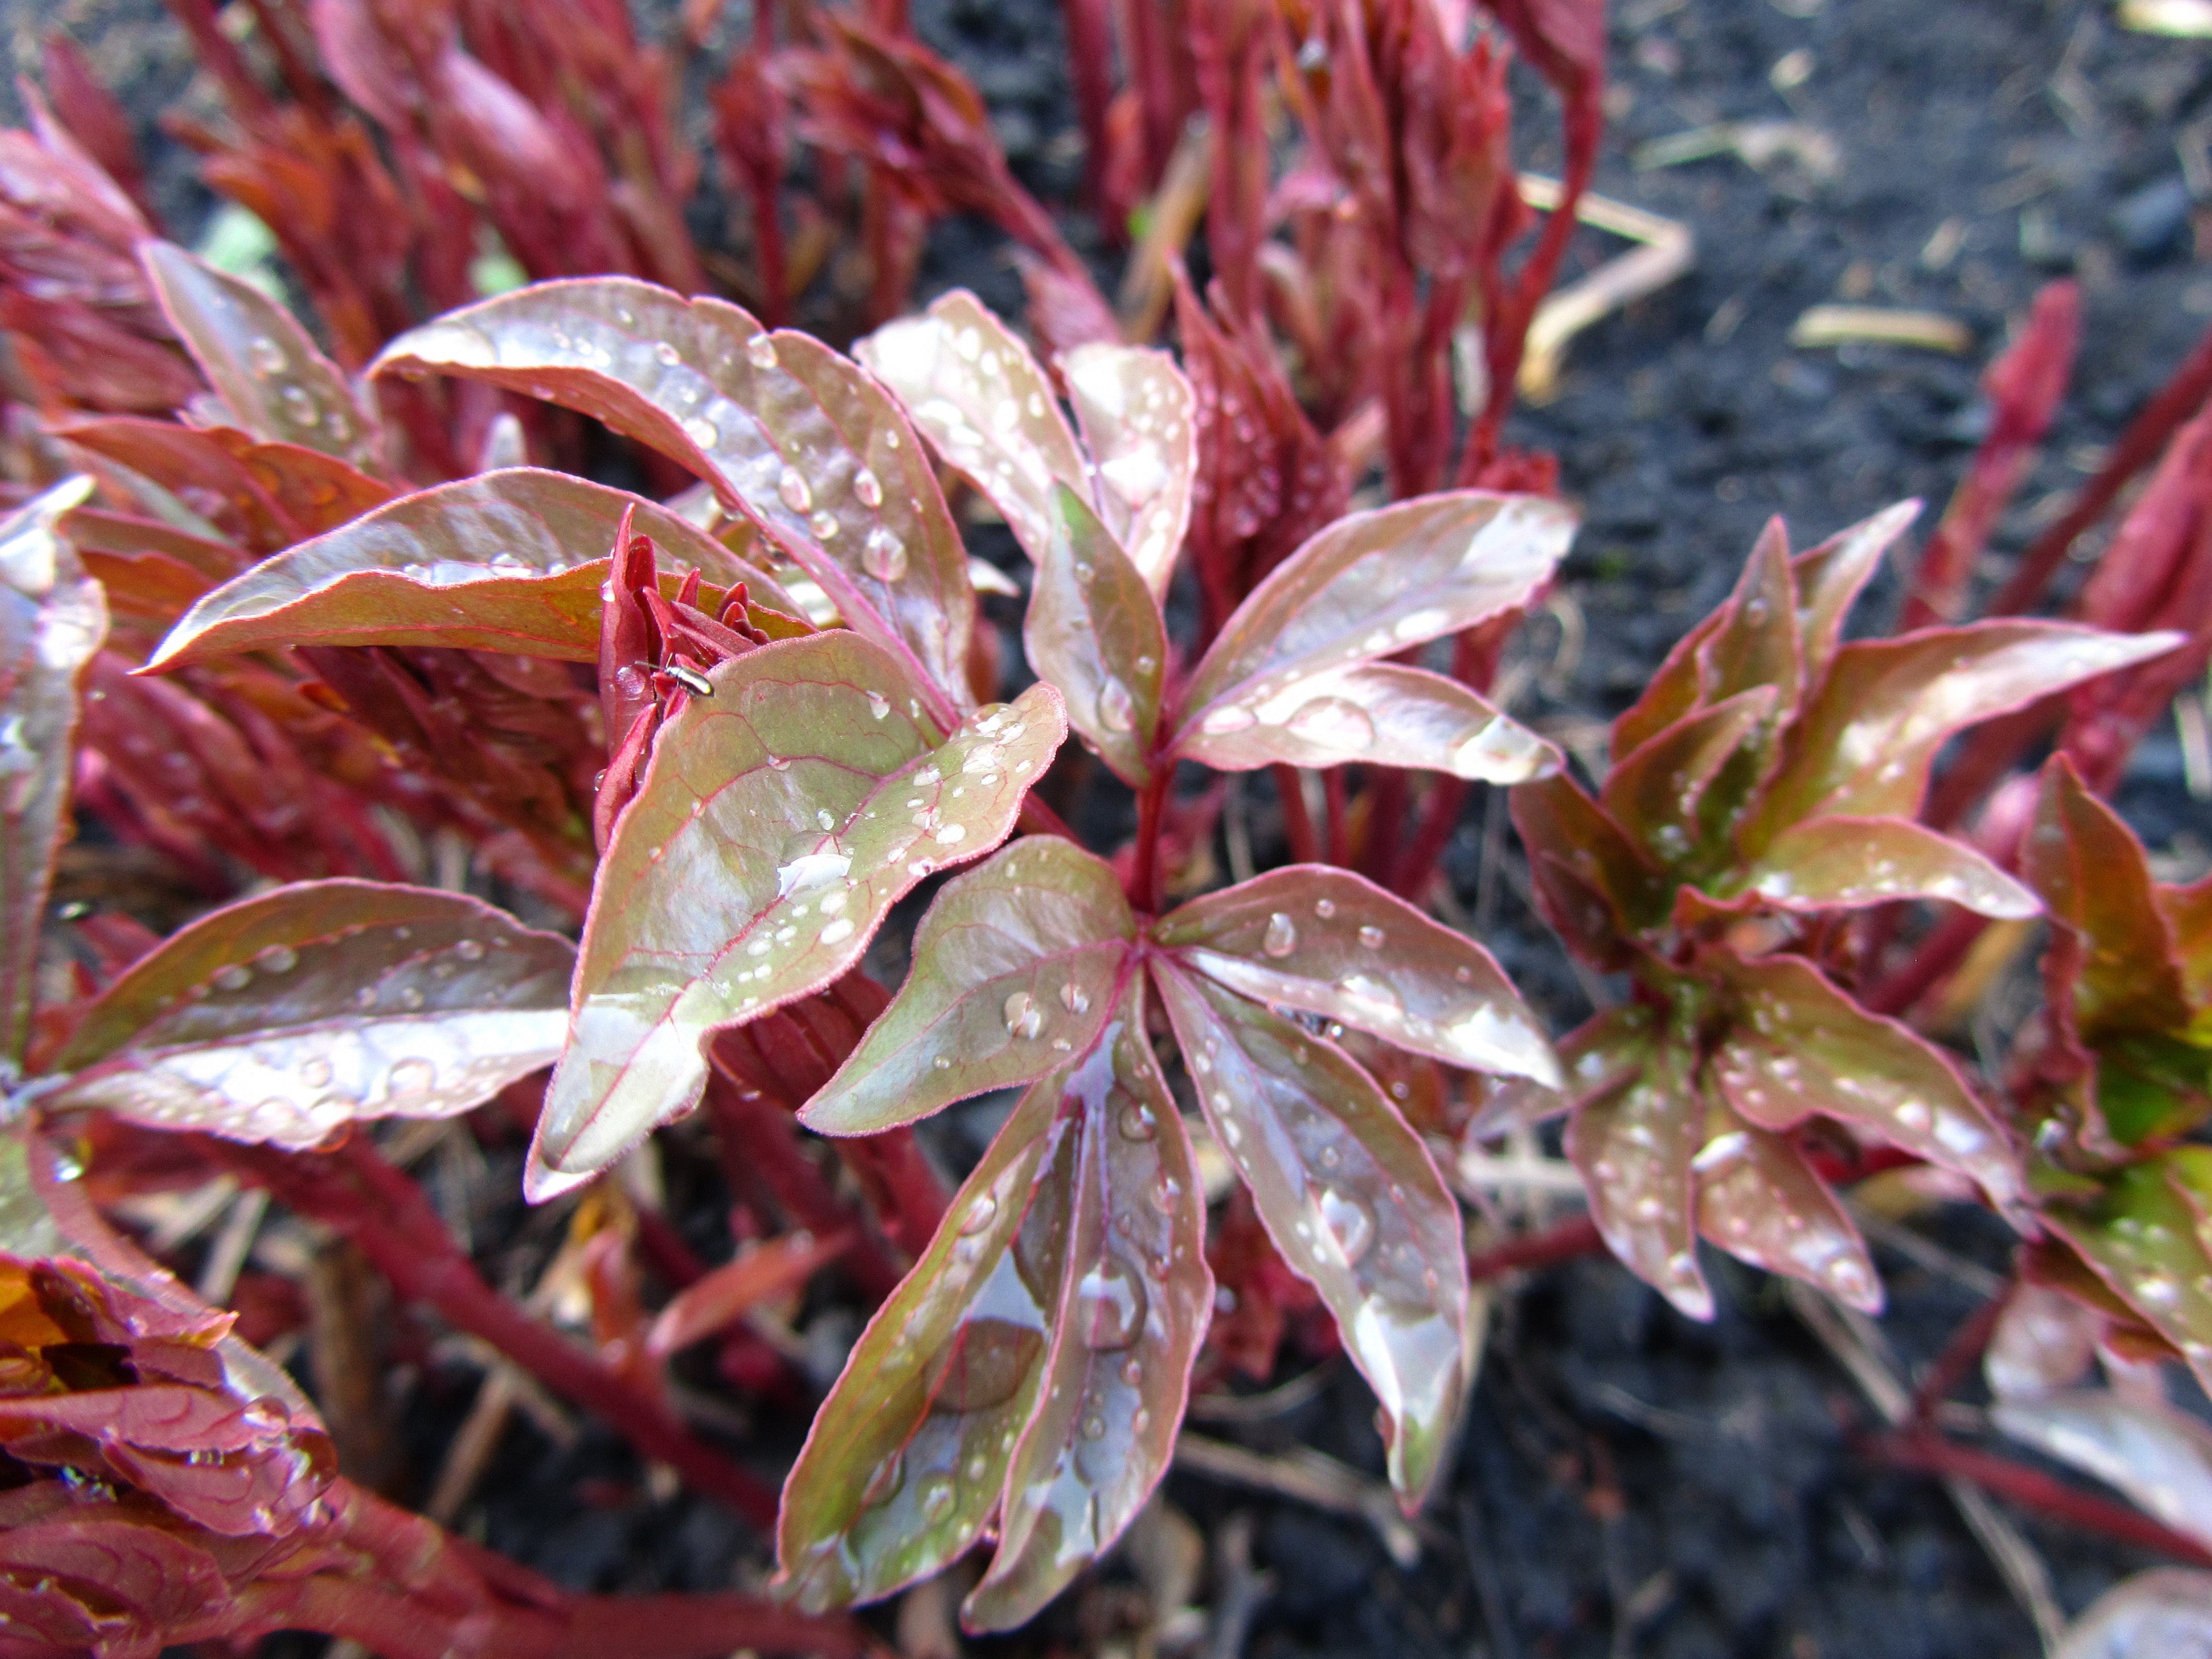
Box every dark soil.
[13,1,2212,1656]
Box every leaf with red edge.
[1992,1390,2212,1550]
[0,477,105,1066]
[61,417,392,551]
[1024,484,1167,784]
[854,290,1088,563]
[1169,493,1571,776]
[0,1509,229,1623]
[2045,1154,2212,1392]
[1691,1113,1882,1312]
[1464,1003,1656,1136]
[139,241,379,471]
[530,636,1064,1200]
[1152,962,1466,1508]
[1565,1024,1712,1319]
[372,278,975,712]
[801,838,1133,1136]
[646,1231,855,1357]
[44,880,573,1150]
[1154,865,1557,1084]
[1749,621,2183,839]
[1509,774,1671,960]
[1059,342,1196,596]
[1610,606,1721,762]
[146,470,794,670]
[2166,874,2212,1010]
[1701,522,1803,714]
[1791,500,1919,686]
[1703,950,2022,1208]
[1743,816,2039,917]
[1600,688,1774,868]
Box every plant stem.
[1467,1215,1605,1282]
[1272,763,1320,864]
[1910,1290,2010,1425]
[1131,768,1172,912]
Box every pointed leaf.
[1152,963,1466,1507]
[529,636,1065,1199]
[1059,342,1196,595]
[1751,622,2182,836]
[60,417,391,552]
[1170,493,1573,760]
[2049,1154,2212,1391]
[1155,865,1558,1084]
[1701,521,1803,714]
[1692,1113,1882,1312]
[646,1230,856,1357]
[0,477,105,1065]
[146,470,795,670]
[1565,1028,1712,1319]
[1745,816,2039,918]
[1509,774,1671,956]
[854,290,1088,563]
[1791,499,1919,686]
[372,278,974,710]
[1611,607,1720,760]
[1024,484,1166,785]
[801,838,1135,1136]
[139,241,378,470]
[45,880,573,1149]
[1465,1004,1657,1136]
[1600,688,1774,866]
[1705,950,2021,1207]
[1994,1390,2212,1551]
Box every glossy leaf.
[2048,1156,2212,1390]
[1610,606,1721,761]
[0,477,106,1065]
[146,470,794,670]
[139,242,378,471]
[1509,774,1671,959]
[1600,688,1774,866]
[801,838,1135,1136]
[1059,342,1196,595]
[646,1230,855,1357]
[60,417,391,553]
[2056,1569,2212,1659]
[1750,622,2182,837]
[530,635,1064,1199]
[1745,816,2039,918]
[1700,522,1803,715]
[854,290,1088,563]
[1023,484,1166,785]
[1152,963,1466,1507]
[1565,1026,1712,1319]
[1985,1283,2102,1399]
[1705,950,2022,1207]
[1169,493,1572,769]
[45,880,573,1149]
[1155,865,1558,1084]
[1691,1114,1882,1311]
[2167,875,2212,1010]
[1992,1390,2212,1550]
[1791,499,1919,686]
[372,278,974,711]
[1463,1004,1657,1137]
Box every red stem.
[1467,1215,1605,1281]
[1272,763,1320,865]
[1324,768,1350,867]
[1861,908,1989,1018]
[1910,1290,2010,1425]
[1059,0,1116,214]
[1131,768,1172,912]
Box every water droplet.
[818,918,856,945]
[809,509,839,539]
[1263,912,1298,957]
[1081,1413,1107,1440]
[1314,899,1337,919]
[1357,925,1385,950]
[1058,982,1090,1014]
[254,944,299,973]
[299,1056,333,1087]
[1199,705,1258,735]
[246,335,286,374]
[398,987,426,1010]
[1119,1357,1143,1386]
[777,466,813,513]
[455,939,487,961]
[960,1192,999,1235]
[279,384,316,424]
[860,1448,904,1507]
[862,526,908,581]
[1098,676,1137,733]
[866,690,891,720]
[917,1473,957,1524]
[1075,1257,1146,1350]
[212,964,252,992]
[1317,1188,1375,1265]
[1286,696,1376,751]
[684,416,719,447]
[388,1058,436,1095]
[747,334,778,368]
[1003,992,1043,1039]
[852,466,883,507]
[1117,1103,1156,1142]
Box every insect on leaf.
[1745,816,2039,918]
[1024,484,1167,785]
[46,880,575,1149]
[530,635,1065,1200]
[1059,341,1196,596]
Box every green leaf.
[1704,950,2022,1208]
[1743,816,2039,918]
[1169,493,1572,775]
[1154,865,1558,1084]
[853,290,1089,565]
[145,470,795,670]
[1024,484,1166,786]
[1059,341,1196,595]
[1152,963,1466,1508]
[528,636,1065,1199]
[0,478,105,1065]
[2164,874,2212,1011]
[0,1130,64,1259]
[1565,1026,1712,1319]
[1791,499,1918,686]
[372,278,974,713]
[139,241,379,471]
[45,881,573,1148]
[2046,1154,2212,1392]
[1599,688,1775,868]
[1692,1111,1881,1312]
[801,838,1135,1136]
[1701,520,1803,715]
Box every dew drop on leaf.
[254,944,299,973]
[862,526,908,581]
[1286,696,1376,751]
[1357,925,1385,950]
[246,336,285,374]
[1315,899,1337,919]
[1003,991,1043,1040]
[866,690,891,720]
[860,1448,904,1508]
[1075,1257,1146,1350]
[1317,1188,1376,1266]
[777,466,813,514]
[917,1473,956,1524]
[279,384,316,424]
[455,938,487,961]
[1199,705,1258,735]
[212,964,252,992]
[809,509,839,540]
[388,1058,436,1095]
[1262,912,1298,957]
[747,334,778,369]
[299,1056,333,1088]
[398,987,426,1010]
[1097,676,1137,733]
[1058,982,1090,1014]
[653,342,682,366]
[1117,1103,1156,1142]
[683,417,719,448]
[852,466,883,507]
[959,1192,999,1235]
[1081,1413,1106,1440]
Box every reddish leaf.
[2047,1154,2212,1390]
[1985,1283,2101,1399]
[1791,500,1920,687]
[530,637,1064,1199]
[1154,865,1557,1083]
[1463,1003,1656,1137]
[1565,1026,1711,1319]
[45,880,574,1150]
[1691,1113,1882,1312]
[1509,774,1671,960]
[373,278,976,713]
[646,1231,855,1358]
[61,417,392,552]
[2166,874,2212,1010]
[1992,1389,2212,1551]
[1600,688,1774,868]
[1744,816,2039,918]
[1701,521,1804,715]
[1024,484,1168,784]
[0,1510,229,1623]
[801,838,1133,1136]
[1058,341,1196,595]
[1152,962,1466,1508]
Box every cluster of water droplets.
[241,332,355,448]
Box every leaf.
[1744,816,2039,918]
[1599,688,1774,867]
[2048,1155,2212,1391]
[146,470,796,670]
[139,241,378,471]
[1464,1004,1657,1136]
[1993,1390,2212,1551]
[1705,950,2022,1208]
[2167,875,2212,1010]
[44,880,574,1150]
[1984,1283,2102,1399]
[1152,962,1466,1507]
[1611,609,1720,761]
[1154,865,1558,1084]
[1749,622,2183,838]
[1700,521,1803,715]
[1059,342,1197,595]
[2055,1568,2212,1659]
[646,1230,855,1357]
[1564,1026,1712,1320]
[373,278,974,712]
[1791,499,1919,686]
[1691,1113,1882,1312]
[1508,774,1671,959]
[61,417,392,551]
[1169,492,1572,768]
[0,1131,64,1260]
[1024,484,1166,785]
[802,839,1134,1135]
[853,290,1088,564]
[530,635,1065,1200]
[0,477,105,1065]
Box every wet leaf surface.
[1509,775,1671,958]
[1024,485,1166,785]
[1565,1026,1711,1320]
[530,635,1064,1198]
[1690,1113,1882,1311]
[802,838,1134,1135]
[1993,1390,2212,1551]
[1058,342,1196,595]
[1600,688,1774,867]
[1152,963,1465,1508]
[1790,500,1919,686]
[1155,865,1558,1083]
[1745,816,2039,917]
[59,418,393,552]
[2048,1155,2212,1391]
[46,880,574,1149]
